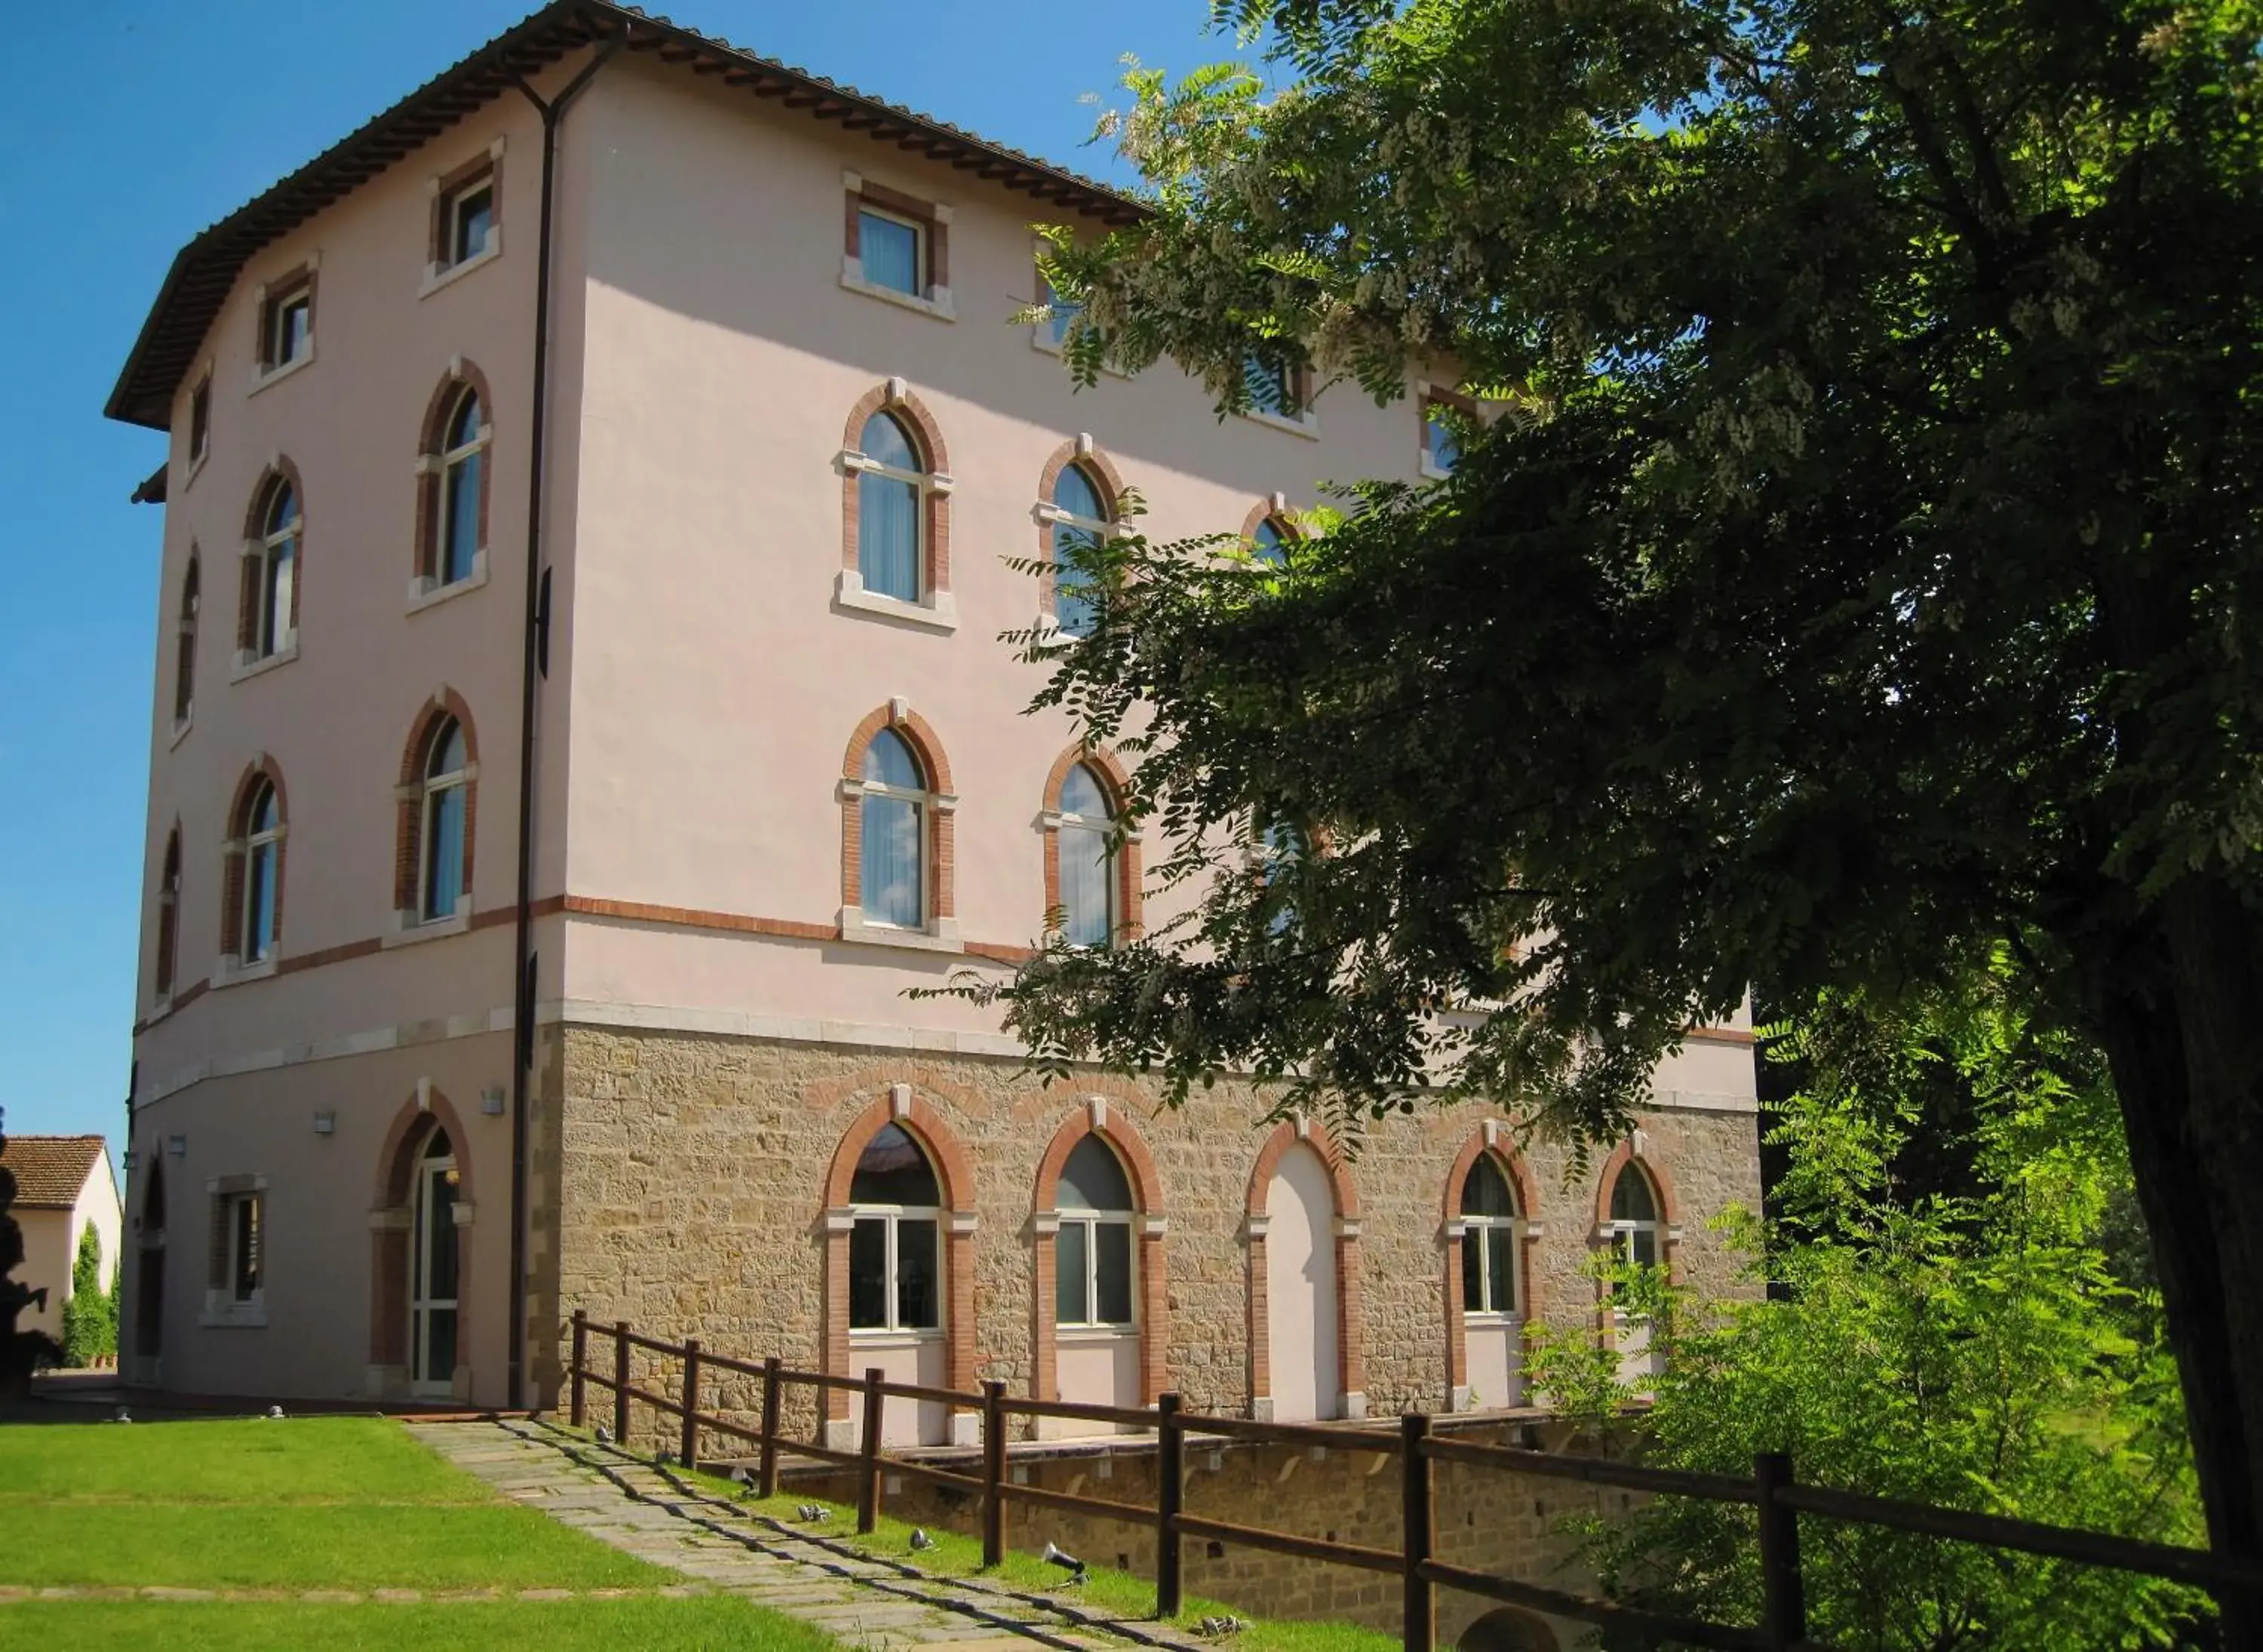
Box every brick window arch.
[838,704,958,947]
[1442,1122,1542,1411]
[1035,437,1128,632]
[173,554,199,727]
[395,692,480,927]
[1039,744,1141,946]
[154,824,183,1000]
[220,757,289,969]
[1594,1141,1679,1280]
[238,462,304,666]
[821,1087,978,1445]
[837,379,954,618]
[1030,1098,1168,1416]
[1239,496,1302,567]
[413,363,494,594]
[369,1086,477,1401]
[1244,1117,1365,1420]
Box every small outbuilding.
[2,1135,121,1344]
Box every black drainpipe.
[506,35,618,1413]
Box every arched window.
[410,1127,461,1395]
[1056,764,1116,946]
[856,412,926,602]
[238,778,281,965]
[1055,1135,1135,1329]
[419,717,470,922]
[848,1123,941,1332]
[247,479,299,660]
[154,830,182,999]
[1460,1156,1521,1317]
[860,729,926,929]
[1049,463,1110,637]
[434,388,486,586]
[173,559,199,726]
[1250,517,1290,567]
[1607,1164,1663,1269]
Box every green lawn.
[0,1417,830,1650]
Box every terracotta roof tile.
[0,1135,106,1211]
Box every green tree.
[58,1222,113,1368]
[979,0,2263,1613]
[1522,979,2203,1648]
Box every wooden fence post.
[858,1368,886,1534]
[981,1380,1007,1567]
[1156,1393,1185,1620]
[568,1310,587,1429]
[757,1356,783,1500]
[1402,1411,1435,1652]
[612,1321,631,1447]
[1756,1451,1807,1650]
[679,1337,702,1472]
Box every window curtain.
[862,792,923,926]
[860,471,920,600]
[425,785,465,920]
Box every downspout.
[507,35,617,1413]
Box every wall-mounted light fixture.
[165,1135,187,1159]
[481,1085,506,1116]
[312,1110,336,1135]
[121,1149,138,1172]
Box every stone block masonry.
[539,1025,1763,1428]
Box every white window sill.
[180,449,209,494]
[384,904,471,948]
[407,555,490,614]
[143,993,176,1027]
[849,1327,946,1346]
[168,712,194,751]
[837,907,963,953]
[248,351,315,397]
[1463,1310,1522,1326]
[212,954,277,990]
[833,571,957,632]
[419,235,502,299]
[839,267,956,321]
[1239,405,1321,440]
[1420,455,1455,482]
[231,636,299,683]
[1056,1325,1138,1343]
[201,1295,267,1329]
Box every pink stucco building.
[108,2,1761,1429]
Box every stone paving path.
[407,1417,1214,1652]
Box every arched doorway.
[409,1128,461,1399]
[1265,1141,1340,1422]
[1458,1606,1561,1650]
[131,1159,166,1385]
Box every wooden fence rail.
[565,1309,2261,1650]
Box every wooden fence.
[567,1310,2261,1650]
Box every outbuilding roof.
[0,1135,109,1211]
[105,1,1145,431]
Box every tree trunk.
[2090,881,2263,1642]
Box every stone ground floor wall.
[760,1420,1601,1649]
[538,1026,1764,1425]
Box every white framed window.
[223,1190,263,1303]
[239,779,281,965]
[854,413,927,603]
[1057,764,1116,947]
[250,480,298,661]
[419,717,469,923]
[265,284,312,370]
[1606,1165,1663,1271]
[443,177,494,269]
[434,388,486,586]
[858,205,926,297]
[1048,463,1110,637]
[1055,1135,1135,1329]
[1459,1156,1521,1317]
[848,1123,943,1334]
[859,729,927,930]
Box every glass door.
[410,1131,460,1396]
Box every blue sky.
[0,0,1233,1153]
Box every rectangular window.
[1422,390,1475,476]
[1093,1222,1133,1325]
[189,377,210,464]
[225,1192,263,1302]
[1244,355,1294,417]
[262,281,312,370]
[1040,269,1079,347]
[895,1217,940,1330]
[858,207,923,296]
[447,178,495,266]
[849,1218,889,1329]
[1056,1220,1090,1324]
